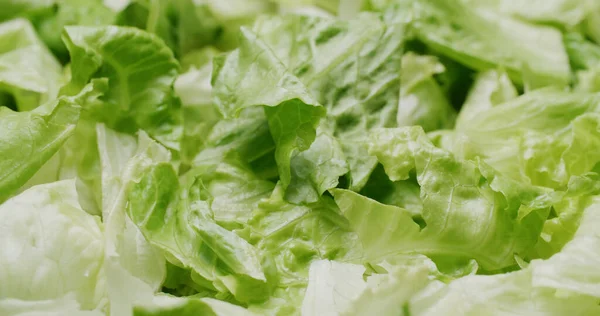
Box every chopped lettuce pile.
[4,0,600,315]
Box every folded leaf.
[366,127,553,269]
[0,82,104,203]
[0,19,63,111]
[413,0,571,87]
[398,53,456,132]
[63,25,182,150]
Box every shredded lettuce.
[2,1,600,315]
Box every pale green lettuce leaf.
[358,164,424,218]
[0,82,104,203]
[564,33,600,92]
[461,0,585,28]
[245,11,405,192]
[126,160,269,303]
[0,18,63,111]
[115,0,233,57]
[531,196,600,297]
[412,0,571,87]
[63,25,182,150]
[575,66,600,93]
[301,256,437,316]
[0,180,105,310]
[584,0,600,45]
[564,32,600,71]
[97,126,171,316]
[174,50,220,164]
[134,295,256,316]
[366,127,553,269]
[343,255,436,316]
[212,26,325,203]
[277,1,335,18]
[245,183,358,299]
[411,268,600,316]
[455,69,517,128]
[0,296,104,316]
[186,156,275,228]
[331,188,420,262]
[192,107,275,172]
[301,260,367,316]
[397,53,455,132]
[286,121,348,203]
[453,90,600,188]
[35,0,117,61]
[202,0,277,50]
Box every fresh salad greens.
[3,0,600,315]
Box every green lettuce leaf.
[134,295,256,316]
[186,156,275,228]
[0,0,54,22]
[0,81,104,203]
[301,260,368,315]
[412,0,571,88]
[362,127,554,269]
[0,296,105,316]
[0,180,105,310]
[0,18,63,111]
[301,256,437,316]
[454,69,517,128]
[398,52,455,132]
[461,0,585,28]
[411,268,600,316]
[212,26,325,203]
[174,49,220,164]
[126,158,270,303]
[453,89,600,188]
[63,25,182,150]
[530,196,600,297]
[36,0,117,62]
[226,10,405,194]
[96,126,169,316]
[244,183,359,311]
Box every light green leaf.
[367,127,553,269]
[244,11,405,191]
[0,180,105,310]
[0,18,63,111]
[413,0,571,87]
[301,260,367,316]
[453,90,600,188]
[531,196,600,297]
[174,52,220,163]
[127,161,269,303]
[300,256,437,316]
[134,294,256,316]
[285,121,348,204]
[63,25,182,150]
[455,69,517,128]
[192,106,275,171]
[0,82,104,203]
[398,53,456,132]
[461,0,585,28]
[36,0,117,61]
[0,296,105,316]
[212,26,325,202]
[411,268,600,316]
[330,188,421,262]
[187,157,275,227]
[343,255,436,316]
[0,0,54,22]
[247,183,358,287]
